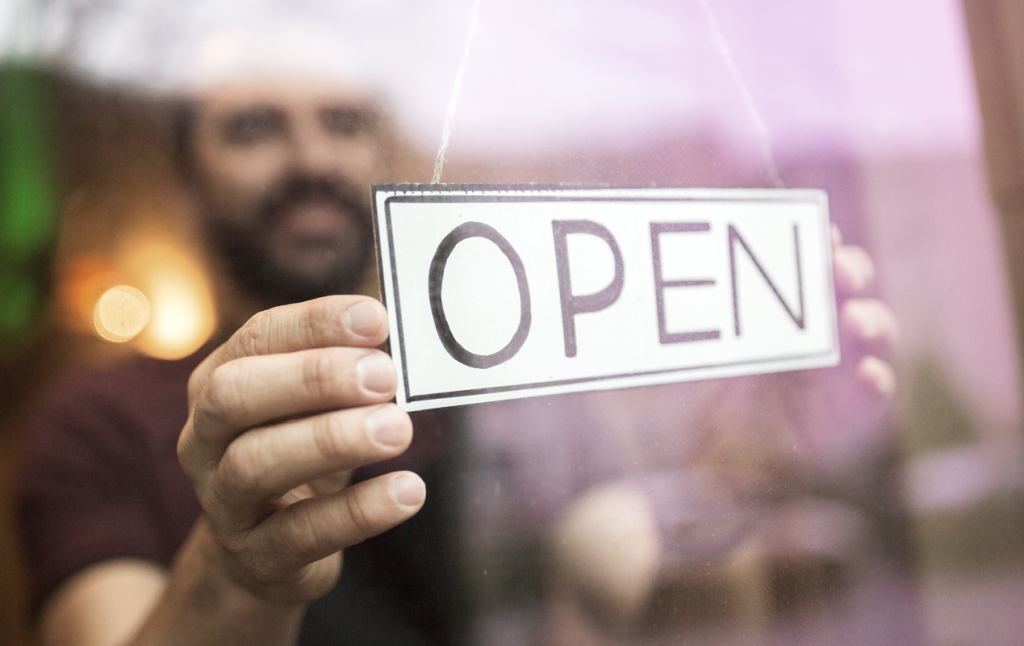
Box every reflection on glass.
[1,2,1023,646]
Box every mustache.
[257,174,370,228]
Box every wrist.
[165,518,307,640]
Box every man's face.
[191,80,386,306]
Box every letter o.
[428,222,531,369]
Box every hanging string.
[430,0,777,188]
[432,0,482,184]
[696,0,784,188]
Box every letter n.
[728,224,805,336]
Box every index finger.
[190,295,389,400]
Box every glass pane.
[2,1,1022,645]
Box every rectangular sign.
[372,185,839,411]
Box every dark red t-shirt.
[18,351,204,611]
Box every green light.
[0,64,58,354]
[0,67,58,261]
[0,273,38,335]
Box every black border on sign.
[370,184,836,406]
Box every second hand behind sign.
[372,185,839,411]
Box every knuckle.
[310,412,354,465]
[302,349,347,403]
[236,310,273,357]
[222,534,280,584]
[344,488,381,538]
[219,528,252,562]
[216,438,265,498]
[300,298,345,348]
[278,508,323,560]
[204,363,244,416]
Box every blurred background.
[2,0,1024,644]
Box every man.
[18,75,896,646]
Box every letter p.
[552,220,624,358]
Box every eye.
[221,106,286,145]
[319,106,376,137]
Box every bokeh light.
[59,231,218,358]
[118,234,217,360]
[134,268,216,359]
[92,285,150,342]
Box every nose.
[290,114,337,177]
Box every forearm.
[129,519,306,646]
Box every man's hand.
[788,226,899,472]
[177,295,425,604]
[39,296,426,646]
[702,226,899,485]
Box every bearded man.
[17,75,896,646]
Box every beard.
[202,174,374,307]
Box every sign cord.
[696,0,785,188]
[432,0,482,184]
[431,0,781,189]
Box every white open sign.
[372,185,839,411]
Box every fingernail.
[344,301,384,338]
[367,406,410,448]
[390,474,426,508]
[357,353,396,395]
